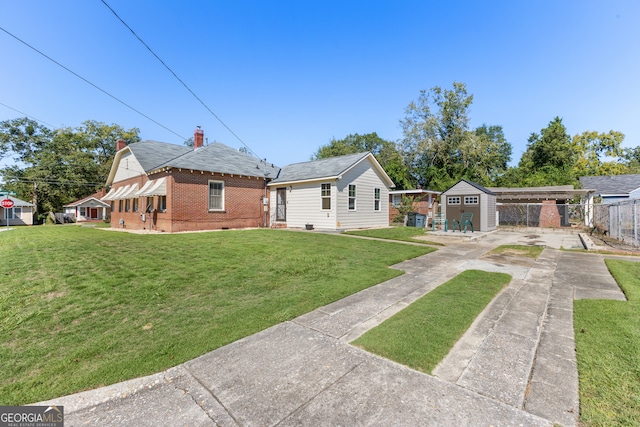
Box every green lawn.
[574,259,640,426]
[0,226,434,405]
[352,270,510,373]
[345,226,443,245]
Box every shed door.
[446,195,481,226]
[276,188,286,221]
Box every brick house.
[388,189,440,225]
[103,128,279,232]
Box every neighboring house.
[441,180,496,232]
[0,196,35,226]
[579,174,640,204]
[388,189,440,225]
[267,152,394,230]
[102,128,279,232]
[63,190,111,222]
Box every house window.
[133,198,139,212]
[125,199,130,212]
[79,207,86,217]
[118,200,123,212]
[464,196,479,204]
[4,207,20,219]
[321,183,331,210]
[348,185,356,210]
[448,196,461,205]
[158,195,166,212]
[374,188,381,211]
[209,181,224,211]
[392,194,402,207]
[146,197,154,212]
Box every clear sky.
[1,1,639,171]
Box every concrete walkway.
[38,229,628,426]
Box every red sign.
[1,198,14,208]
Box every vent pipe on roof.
[194,126,204,150]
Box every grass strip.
[345,226,443,245]
[352,270,510,373]
[0,226,434,405]
[488,244,544,258]
[574,259,640,426]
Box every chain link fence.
[496,203,586,228]
[592,199,640,247]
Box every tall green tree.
[508,117,576,186]
[459,124,511,185]
[400,82,511,190]
[313,132,414,189]
[0,118,140,217]
[623,145,640,173]
[572,130,627,177]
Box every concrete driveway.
[38,229,629,426]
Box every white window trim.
[208,180,225,211]
[464,196,479,205]
[348,184,357,211]
[374,188,381,212]
[321,183,331,210]
[448,196,461,205]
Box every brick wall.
[539,199,561,228]
[167,170,268,232]
[109,170,270,232]
[108,175,147,230]
[389,195,438,224]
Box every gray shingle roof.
[444,179,495,195]
[127,140,191,172]
[579,174,640,195]
[127,140,279,177]
[157,142,280,177]
[270,152,370,184]
[2,196,34,207]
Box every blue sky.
[1,1,639,172]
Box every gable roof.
[63,196,110,208]
[442,179,495,195]
[1,195,34,207]
[579,174,640,196]
[268,152,394,187]
[107,140,279,185]
[64,190,111,208]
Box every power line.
[100,0,261,159]
[0,26,187,141]
[0,102,56,128]
[3,175,106,187]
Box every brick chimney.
[194,126,204,149]
[116,139,127,151]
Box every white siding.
[485,193,497,230]
[113,152,145,183]
[270,181,337,229]
[268,157,391,230]
[335,160,390,230]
